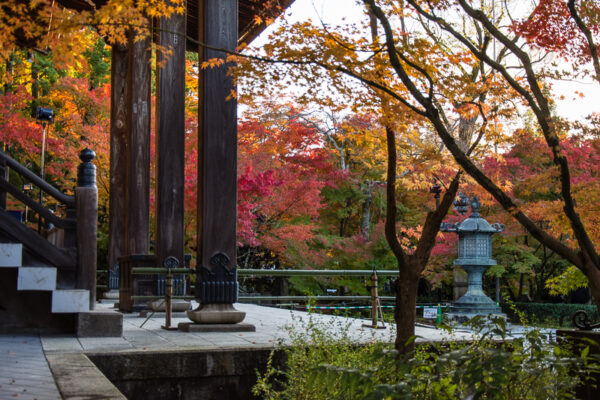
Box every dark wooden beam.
[108,43,129,269]
[155,6,186,267]
[127,33,151,255]
[197,0,238,304]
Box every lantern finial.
[470,196,481,217]
[453,192,470,215]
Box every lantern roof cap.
[457,215,499,233]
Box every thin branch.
[568,0,600,83]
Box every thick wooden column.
[108,43,129,269]
[155,7,186,266]
[127,33,151,255]
[197,0,238,304]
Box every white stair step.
[17,266,57,291]
[0,243,22,267]
[52,290,89,313]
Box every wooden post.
[76,149,98,311]
[197,0,239,305]
[108,43,129,269]
[363,272,385,329]
[155,4,186,266]
[127,32,152,255]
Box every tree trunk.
[339,217,346,237]
[394,264,419,353]
[582,259,600,311]
[360,182,373,240]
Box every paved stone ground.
[0,335,61,400]
[2,303,476,399]
[39,302,475,354]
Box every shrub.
[254,314,593,399]
[502,302,600,327]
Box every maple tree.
[236,106,339,265]
[367,0,600,317]
[237,1,522,352]
[233,0,600,352]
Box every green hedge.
[501,302,600,327]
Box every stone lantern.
[441,194,505,321]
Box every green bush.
[502,302,599,327]
[254,314,593,399]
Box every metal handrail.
[238,295,397,302]
[125,268,400,303]
[239,269,399,276]
[130,267,399,276]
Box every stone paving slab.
[0,335,61,400]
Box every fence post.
[76,148,98,310]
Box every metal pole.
[38,122,47,233]
[163,269,173,329]
[161,256,179,330]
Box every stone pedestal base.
[446,303,506,324]
[178,322,256,332]
[147,299,191,312]
[186,303,246,324]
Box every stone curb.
[46,353,126,399]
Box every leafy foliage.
[254,314,591,399]
[502,301,600,327]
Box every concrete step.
[0,243,22,267]
[52,289,89,313]
[17,266,57,291]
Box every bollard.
[161,256,179,330]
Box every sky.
[251,0,599,122]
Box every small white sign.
[423,307,437,319]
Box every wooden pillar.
[127,33,152,255]
[108,43,129,269]
[155,6,186,266]
[197,0,239,304]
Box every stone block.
[77,310,123,337]
[0,243,22,267]
[17,266,57,291]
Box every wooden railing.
[0,150,76,230]
[0,148,98,309]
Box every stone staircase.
[0,242,122,336]
[1,243,89,313]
